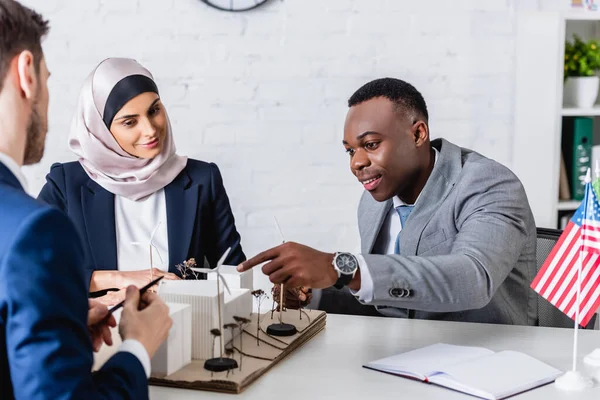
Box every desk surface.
[150,314,600,399]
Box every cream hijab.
[68,58,187,201]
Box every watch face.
[336,253,357,274]
[201,0,270,12]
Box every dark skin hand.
[238,242,338,288]
[272,284,312,310]
[239,97,434,292]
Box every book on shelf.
[562,117,593,201]
[560,212,575,230]
[364,343,562,400]
[559,151,571,200]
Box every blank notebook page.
[367,343,494,378]
[428,350,562,399]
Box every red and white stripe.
[531,220,600,327]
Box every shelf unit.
[562,105,600,116]
[557,200,582,211]
[514,11,600,229]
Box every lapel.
[81,179,117,269]
[362,198,392,254]
[165,166,199,273]
[400,138,463,256]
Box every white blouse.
[114,189,170,272]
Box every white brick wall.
[19,0,568,293]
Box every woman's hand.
[118,268,180,288]
[95,288,127,307]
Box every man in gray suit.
[238,78,537,325]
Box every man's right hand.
[118,269,180,289]
[118,285,172,359]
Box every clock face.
[201,0,270,12]
[336,254,357,274]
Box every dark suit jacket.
[0,162,148,399]
[38,159,245,290]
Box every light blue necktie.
[377,204,415,318]
[394,205,414,254]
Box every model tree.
[233,316,251,371]
[224,322,239,352]
[270,284,284,319]
[223,321,239,374]
[272,284,308,320]
[251,289,268,345]
[224,347,235,377]
[175,257,200,279]
[209,328,221,359]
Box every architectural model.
[92,261,326,394]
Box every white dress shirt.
[115,188,169,272]
[0,152,152,377]
[352,148,439,302]
[113,189,169,377]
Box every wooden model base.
[148,309,326,394]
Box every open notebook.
[364,343,562,400]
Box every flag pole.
[584,162,600,370]
[556,169,593,391]
[571,180,587,372]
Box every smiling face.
[109,92,167,159]
[343,96,431,203]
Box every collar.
[0,151,28,191]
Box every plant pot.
[564,76,600,108]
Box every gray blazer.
[356,138,537,325]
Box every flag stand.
[583,162,600,371]
[555,169,594,391]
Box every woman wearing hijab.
[38,58,245,302]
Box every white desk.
[150,314,600,399]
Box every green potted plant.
[564,34,600,108]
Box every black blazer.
[38,159,245,289]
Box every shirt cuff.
[119,339,151,378]
[349,254,374,303]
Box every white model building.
[207,265,253,291]
[158,268,253,360]
[151,302,192,377]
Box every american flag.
[531,180,600,327]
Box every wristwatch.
[332,252,359,289]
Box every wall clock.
[201,0,270,12]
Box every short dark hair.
[0,0,49,92]
[348,78,429,122]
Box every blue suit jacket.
[0,162,148,399]
[38,159,245,290]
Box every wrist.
[122,331,154,358]
[347,268,361,291]
[327,252,337,285]
[332,252,359,289]
[136,337,156,359]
